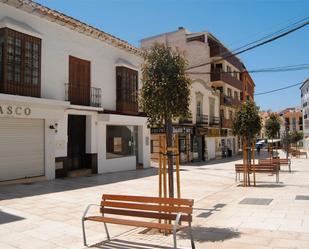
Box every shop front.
[0,94,68,183]
[98,113,150,173]
[150,125,193,164]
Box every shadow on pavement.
[196,203,226,219]
[0,209,25,224]
[91,239,174,249]
[0,167,158,201]
[178,226,241,242]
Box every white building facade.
[301,78,309,148]
[0,1,150,183]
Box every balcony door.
[69,56,90,106]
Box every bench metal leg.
[82,218,87,246]
[173,213,182,249]
[276,171,279,183]
[103,222,111,241]
[81,204,100,247]
[189,222,195,249]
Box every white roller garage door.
[0,118,44,181]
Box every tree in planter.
[281,131,292,158]
[265,113,281,157]
[140,44,191,197]
[290,130,303,151]
[233,100,262,162]
[233,101,262,186]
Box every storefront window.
[106,125,136,159]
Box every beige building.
[141,27,247,162]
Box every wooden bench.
[291,150,307,158]
[82,194,195,248]
[235,163,279,184]
[259,158,291,172]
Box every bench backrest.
[100,194,194,223]
[235,163,278,171]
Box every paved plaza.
[1,150,309,249]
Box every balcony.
[208,36,243,70]
[196,114,209,126]
[179,117,193,124]
[211,68,242,90]
[209,115,220,126]
[220,93,241,107]
[221,118,233,129]
[65,83,102,107]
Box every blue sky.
[36,0,309,111]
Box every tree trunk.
[165,118,174,198]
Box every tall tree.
[265,113,281,157]
[233,101,262,164]
[140,44,191,197]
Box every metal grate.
[295,195,309,200]
[239,198,273,205]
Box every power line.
[218,16,309,58]
[254,82,303,96]
[186,19,309,70]
[187,63,309,74]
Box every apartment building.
[141,27,249,162]
[0,0,150,183]
[300,78,309,148]
[279,107,303,134]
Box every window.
[227,88,232,97]
[234,91,238,100]
[215,63,223,71]
[106,125,137,159]
[116,67,138,103]
[0,28,41,97]
[226,65,231,74]
[196,100,202,116]
[2,28,41,86]
[229,110,233,120]
[116,66,138,113]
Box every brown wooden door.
[69,56,90,106]
[67,115,86,170]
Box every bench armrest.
[173,212,182,232]
[82,204,100,221]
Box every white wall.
[0,4,143,111]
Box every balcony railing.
[220,93,241,107]
[179,117,193,124]
[196,114,209,126]
[211,68,242,90]
[221,118,233,129]
[209,115,220,126]
[65,83,102,107]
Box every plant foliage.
[232,100,262,140]
[140,44,191,127]
[265,113,281,139]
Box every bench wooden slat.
[85,216,188,230]
[101,208,192,222]
[101,201,193,214]
[102,194,193,206]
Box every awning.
[268,139,281,143]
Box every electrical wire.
[254,82,303,96]
[186,19,309,70]
[187,63,309,74]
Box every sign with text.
[0,105,31,117]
